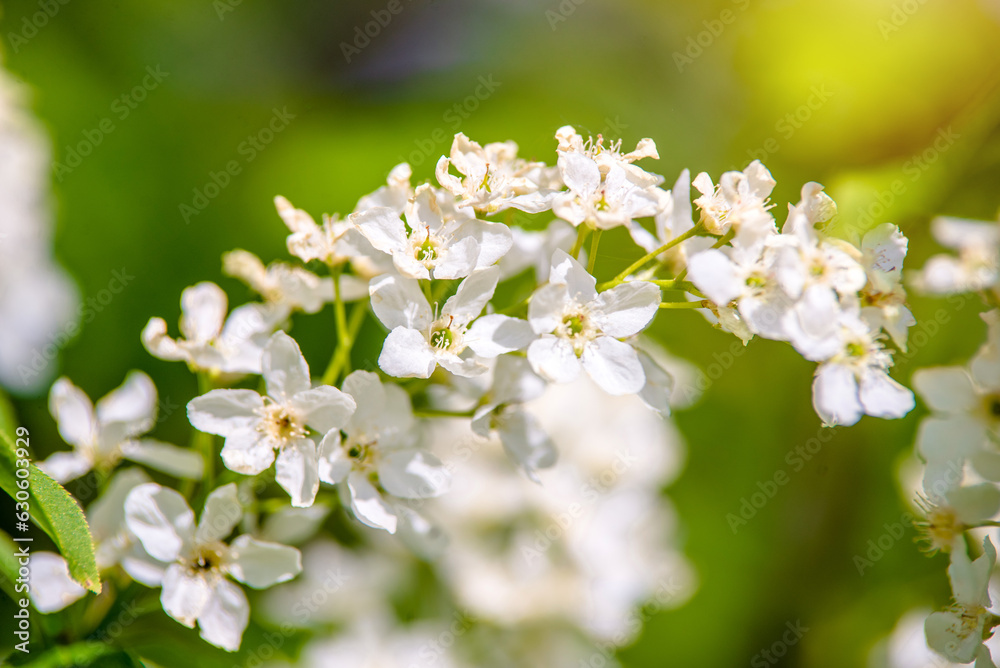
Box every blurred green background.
[4,0,1000,665]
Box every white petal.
[916,415,986,465]
[858,368,914,420]
[29,552,87,613]
[496,410,557,479]
[87,468,151,542]
[548,249,598,303]
[492,354,547,404]
[378,327,437,378]
[470,221,514,267]
[226,535,302,589]
[38,451,92,484]
[925,610,980,663]
[687,249,743,305]
[179,282,227,342]
[197,579,249,652]
[580,336,646,395]
[812,364,863,427]
[432,235,480,280]
[262,332,311,400]
[346,471,398,533]
[341,370,388,436]
[120,439,204,479]
[317,429,350,485]
[947,483,1000,525]
[141,318,188,362]
[593,281,661,337]
[96,371,157,439]
[637,350,674,416]
[559,151,601,194]
[465,314,536,357]
[220,428,275,475]
[275,440,320,507]
[527,283,568,334]
[442,266,499,322]
[160,563,210,627]
[378,450,451,499]
[187,389,263,437]
[290,386,357,434]
[48,377,96,449]
[124,483,195,562]
[196,483,243,544]
[912,367,978,413]
[527,336,581,383]
[352,206,408,255]
[369,274,432,331]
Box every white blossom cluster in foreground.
[31,128,918,659]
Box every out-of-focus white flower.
[29,552,87,613]
[0,66,79,395]
[914,216,1000,295]
[912,312,1000,493]
[436,132,558,214]
[318,370,449,533]
[124,482,301,651]
[370,266,534,379]
[39,372,202,483]
[926,536,999,666]
[879,607,1000,668]
[187,331,356,507]
[222,249,367,318]
[299,616,468,668]
[352,184,512,280]
[916,483,1000,554]
[142,282,280,378]
[811,314,913,427]
[527,250,660,395]
[471,355,557,481]
[87,467,165,584]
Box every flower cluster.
[901,209,1000,667]
[30,127,918,656]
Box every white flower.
[187,331,357,507]
[435,132,557,214]
[810,315,914,427]
[39,372,202,483]
[317,370,449,533]
[858,223,915,351]
[222,249,367,317]
[915,483,1000,554]
[912,313,1000,493]
[274,196,368,266]
[527,250,660,395]
[926,536,999,665]
[352,183,512,280]
[551,126,666,232]
[914,216,1000,295]
[692,160,776,244]
[142,282,280,378]
[370,266,534,378]
[29,552,87,613]
[471,356,557,480]
[124,482,302,651]
[686,243,792,342]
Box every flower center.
[414,235,439,263]
[184,541,226,575]
[915,501,961,554]
[256,401,307,446]
[430,328,454,349]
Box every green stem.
[421,278,434,305]
[587,229,603,275]
[647,279,705,296]
[658,300,709,309]
[413,408,476,419]
[322,302,368,386]
[600,222,706,290]
[569,225,592,260]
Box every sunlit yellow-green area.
[3,0,1000,665]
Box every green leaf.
[0,430,101,594]
[0,530,23,602]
